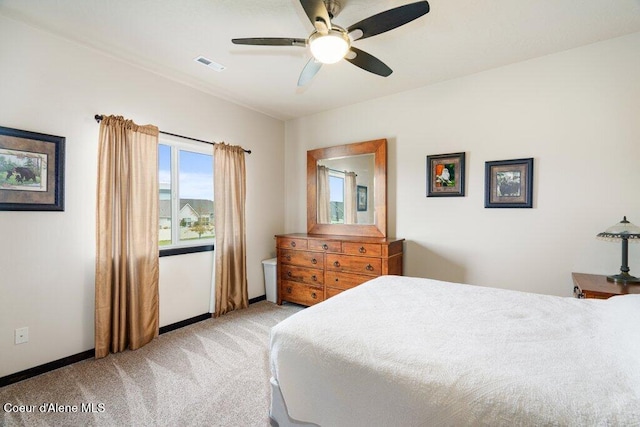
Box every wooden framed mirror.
[307,139,386,237]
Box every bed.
[269,275,640,426]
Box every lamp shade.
[596,216,640,241]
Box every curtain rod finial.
[94,114,103,123]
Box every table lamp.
[596,216,640,284]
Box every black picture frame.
[0,126,65,211]
[357,185,367,211]
[484,158,533,208]
[426,152,465,197]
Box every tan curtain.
[344,171,357,224]
[95,115,160,359]
[317,165,330,224]
[213,142,248,317]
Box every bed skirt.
[269,377,318,427]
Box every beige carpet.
[0,301,302,427]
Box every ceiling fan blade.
[300,0,332,33]
[298,58,323,86]
[344,47,392,77]
[347,1,429,41]
[232,38,307,47]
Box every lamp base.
[606,273,640,284]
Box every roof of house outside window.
[159,199,214,219]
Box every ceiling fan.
[231,0,430,86]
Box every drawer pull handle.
[333,261,340,267]
[287,271,292,277]
[366,264,374,271]
[311,292,317,299]
[311,275,317,281]
[286,286,292,294]
[312,258,318,265]
[359,246,366,253]
[286,255,291,261]
[291,241,296,247]
[322,244,329,250]
[334,278,339,282]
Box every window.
[159,139,214,253]
[329,173,345,224]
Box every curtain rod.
[94,115,251,154]
[322,166,357,176]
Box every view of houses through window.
[159,142,214,248]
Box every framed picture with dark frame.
[0,126,65,211]
[485,158,533,208]
[357,185,367,211]
[426,152,465,197]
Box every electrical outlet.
[15,327,29,344]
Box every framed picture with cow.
[485,158,533,208]
[0,126,65,211]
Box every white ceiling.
[1,0,639,121]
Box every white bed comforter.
[270,275,640,426]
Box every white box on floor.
[262,258,277,303]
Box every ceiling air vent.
[194,56,226,72]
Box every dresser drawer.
[277,237,308,250]
[343,242,382,257]
[280,265,323,286]
[281,280,323,306]
[326,254,382,275]
[326,287,344,299]
[278,249,324,268]
[309,239,342,253]
[325,271,370,291]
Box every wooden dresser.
[275,233,404,306]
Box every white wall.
[0,16,285,377]
[285,32,640,297]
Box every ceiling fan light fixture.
[309,29,350,64]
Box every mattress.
[269,275,640,426]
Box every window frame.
[159,137,215,257]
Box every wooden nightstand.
[572,272,640,299]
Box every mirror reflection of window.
[329,173,345,224]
